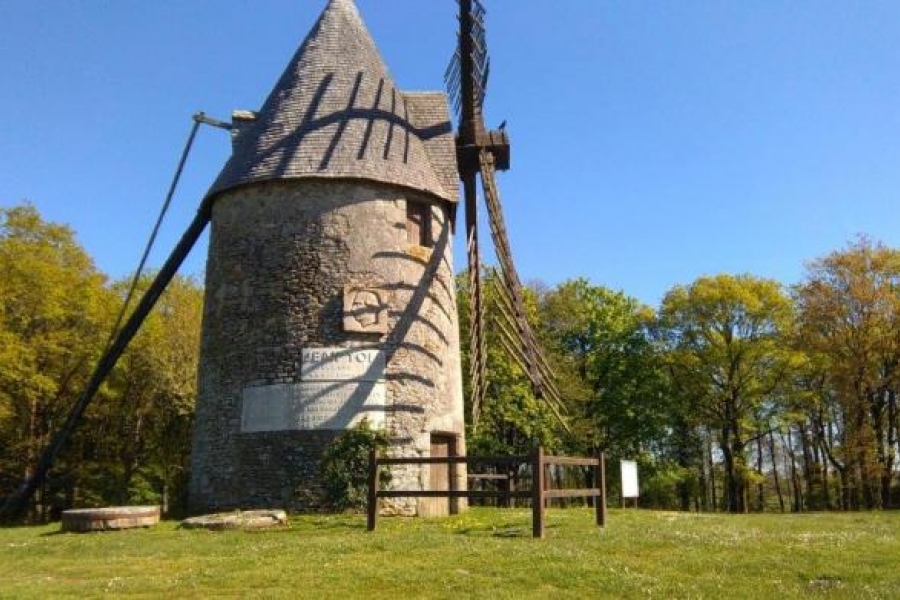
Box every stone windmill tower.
[188,0,465,514]
[0,0,564,524]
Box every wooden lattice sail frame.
[448,0,568,432]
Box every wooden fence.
[366,447,607,539]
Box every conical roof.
[206,0,457,203]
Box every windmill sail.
[449,0,568,432]
[479,151,568,423]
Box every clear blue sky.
[2,1,899,307]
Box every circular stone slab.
[181,509,288,531]
[61,506,160,532]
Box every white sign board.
[621,460,639,498]
[241,347,386,432]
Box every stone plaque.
[300,347,385,381]
[343,286,389,333]
[241,347,387,432]
[241,380,386,432]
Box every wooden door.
[420,433,456,517]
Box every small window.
[406,200,433,247]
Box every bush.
[318,419,391,512]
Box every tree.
[0,204,204,519]
[794,237,900,509]
[540,279,669,456]
[80,274,203,514]
[658,274,796,513]
[0,204,113,520]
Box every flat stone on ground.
[61,506,160,532]
[181,509,288,531]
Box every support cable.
[102,114,205,354]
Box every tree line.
[0,205,202,521]
[463,239,900,513]
[2,203,898,518]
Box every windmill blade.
[446,0,490,121]
[467,249,486,431]
[488,276,566,407]
[464,173,487,433]
[451,0,561,431]
[490,300,567,414]
[492,315,570,431]
[478,150,568,429]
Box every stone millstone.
[61,506,160,532]
[181,510,288,531]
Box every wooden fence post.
[501,472,511,508]
[366,448,378,532]
[595,452,607,528]
[543,463,551,508]
[532,446,545,539]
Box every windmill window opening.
[406,201,433,248]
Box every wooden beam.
[367,449,379,532]
[543,456,600,467]
[532,446,546,539]
[543,489,602,499]
[596,452,607,528]
[377,490,531,500]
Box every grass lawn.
[1,508,899,598]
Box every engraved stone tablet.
[241,381,385,431]
[241,347,387,432]
[300,347,385,381]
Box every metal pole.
[102,119,202,359]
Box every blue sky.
[2,0,899,307]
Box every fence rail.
[376,455,527,466]
[366,446,607,539]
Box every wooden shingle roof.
[207,0,458,203]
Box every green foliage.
[540,279,669,457]
[0,204,203,520]
[88,273,203,513]
[0,204,112,517]
[794,237,900,509]
[657,274,798,512]
[318,420,390,511]
[4,201,900,517]
[639,461,700,509]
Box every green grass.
[1,508,899,598]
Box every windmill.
[447,0,567,432]
[0,0,567,522]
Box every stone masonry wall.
[188,179,465,514]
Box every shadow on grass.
[41,525,164,537]
[284,515,370,533]
[490,527,530,538]
[448,523,558,538]
[39,529,67,537]
[445,517,551,539]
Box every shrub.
[319,419,391,512]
